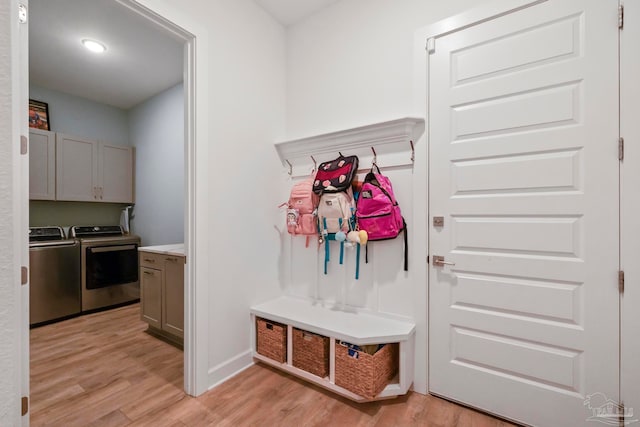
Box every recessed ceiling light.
[81,39,106,53]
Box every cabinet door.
[56,134,98,201]
[162,256,184,338]
[141,266,162,329]
[99,143,133,203]
[29,129,56,200]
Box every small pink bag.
[283,173,319,246]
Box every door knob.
[433,256,455,267]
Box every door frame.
[620,0,639,418]
[113,0,211,396]
[412,0,549,396]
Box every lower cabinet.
[140,251,184,343]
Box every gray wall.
[128,83,184,246]
[29,84,129,145]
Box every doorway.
[25,0,202,405]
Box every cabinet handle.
[143,258,155,263]
[166,257,177,262]
[143,271,154,276]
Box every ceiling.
[29,0,340,110]
[254,0,340,27]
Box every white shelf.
[274,117,425,174]
[250,296,415,346]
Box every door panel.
[428,1,619,425]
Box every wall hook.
[311,155,317,172]
[371,147,377,166]
[410,140,415,163]
[286,159,293,176]
[338,151,344,157]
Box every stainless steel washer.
[29,227,81,326]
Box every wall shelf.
[250,296,416,402]
[274,117,425,175]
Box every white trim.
[15,0,30,424]
[116,0,210,396]
[419,0,546,43]
[207,350,255,390]
[620,0,640,416]
[274,117,424,175]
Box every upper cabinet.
[29,129,56,201]
[99,143,134,203]
[56,134,134,203]
[56,133,99,202]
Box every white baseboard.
[207,349,254,390]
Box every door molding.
[115,0,211,396]
[620,0,640,419]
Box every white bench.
[250,296,416,402]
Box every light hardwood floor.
[30,304,518,427]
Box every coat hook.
[285,159,293,176]
[311,155,317,171]
[371,147,377,165]
[410,140,415,163]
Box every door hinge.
[426,37,435,54]
[21,266,28,285]
[20,135,27,155]
[619,4,624,29]
[619,270,625,293]
[18,4,27,24]
[619,137,624,161]
[21,396,28,416]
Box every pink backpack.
[356,165,407,271]
[282,174,319,247]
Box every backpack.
[313,155,359,194]
[318,186,358,276]
[282,173,319,247]
[356,165,408,271]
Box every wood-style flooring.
[30,304,518,427]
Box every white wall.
[166,0,286,388]
[128,83,184,246]
[286,0,483,139]
[29,84,129,146]
[285,0,489,395]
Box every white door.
[428,1,620,426]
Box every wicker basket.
[334,341,399,399]
[256,317,287,363]
[292,328,329,378]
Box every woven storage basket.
[292,328,329,378]
[256,317,287,363]
[335,341,399,399]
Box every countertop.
[138,243,185,257]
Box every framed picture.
[28,99,50,130]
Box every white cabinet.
[56,133,134,203]
[29,129,56,200]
